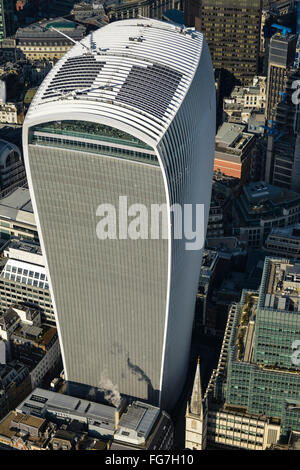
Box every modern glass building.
[225,259,300,440]
[23,19,216,409]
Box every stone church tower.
[185,358,207,450]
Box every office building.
[265,67,300,190]
[70,1,107,29]
[193,257,300,449]
[0,0,15,40]
[0,240,54,324]
[0,304,60,389]
[0,386,173,450]
[264,224,300,259]
[266,32,297,121]
[0,140,26,197]
[0,409,107,450]
[223,76,266,124]
[233,182,300,248]
[0,188,38,243]
[106,0,183,22]
[23,19,216,409]
[196,250,219,328]
[214,123,257,184]
[0,360,31,421]
[15,18,86,63]
[184,0,262,86]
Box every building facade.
[107,0,183,22]
[265,32,297,122]
[0,241,54,324]
[0,0,15,40]
[15,18,86,63]
[23,19,216,409]
[214,123,256,184]
[264,224,300,259]
[0,140,26,197]
[200,258,300,449]
[0,188,38,243]
[184,0,262,86]
[188,258,300,450]
[265,67,300,191]
[233,182,300,248]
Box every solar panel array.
[115,63,183,120]
[42,55,106,100]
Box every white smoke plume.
[98,370,121,408]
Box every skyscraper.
[265,67,300,190]
[265,31,297,121]
[184,0,262,87]
[23,19,216,410]
[0,0,15,39]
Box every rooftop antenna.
[48,26,92,53]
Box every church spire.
[190,357,203,417]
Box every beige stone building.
[15,18,86,63]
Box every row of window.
[31,134,159,166]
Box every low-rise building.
[0,304,60,389]
[214,123,257,184]
[0,188,38,243]
[0,140,26,198]
[264,224,300,260]
[112,401,173,450]
[233,182,300,248]
[207,199,224,238]
[11,387,173,450]
[0,408,109,450]
[0,102,22,124]
[0,360,31,420]
[223,76,266,124]
[0,240,54,324]
[106,0,183,22]
[15,18,86,63]
[71,1,108,29]
[0,411,51,450]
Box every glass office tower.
[23,19,216,410]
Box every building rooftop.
[215,123,246,146]
[26,19,206,143]
[0,139,20,166]
[0,187,32,212]
[16,17,86,40]
[215,122,255,158]
[5,240,42,256]
[3,240,44,267]
[114,401,160,445]
[235,182,300,226]
[267,224,300,240]
[0,411,48,448]
[0,188,35,228]
[17,387,119,434]
[1,258,48,290]
[259,258,300,313]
